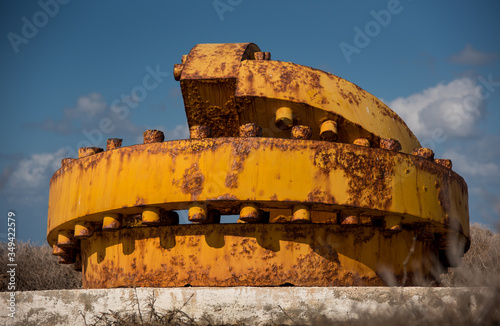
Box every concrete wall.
[0,287,496,325]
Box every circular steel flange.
[48,137,469,286]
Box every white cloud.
[388,78,485,140]
[5,124,188,195]
[35,93,107,134]
[3,149,66,195]
[65,92,107,120]
[34,92,140,136]
[443,148,500,178]
[165,124,190,140]
[475,188,500,217]
[450,44,498,65]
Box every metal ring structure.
[47,43,470,287]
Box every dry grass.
[0,224,499,325]
[0,241,81,291]
[1,224,499,291]
[83,292,198,326]
[441,223,500,287]
[82,287,500,326]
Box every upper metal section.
[176,43,421,153]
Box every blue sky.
[1,0,499,243]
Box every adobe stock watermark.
[213,0,243,22]
[420,74,500,150]
[7,0,71,54]
[6,211,17,318]
[339,0,407,64]
[51,64,169,171]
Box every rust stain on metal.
[61,158,75,166]
[338,150,394,209]
[106,138,123,150]
[314,146,395,209]
[47,42,470,288]
[179,163,204,200]
[143,129,165,144]
[292,125,313,140]
[435,158,452,169]
[239,122,262,137]
[78,147,103,158]
[307,189,335,204]
[224,172,238,188]
[412,147,435,161]
[380,138,402,151]
[189,125,212,139]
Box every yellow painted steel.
[141,207,161,225]
[81,224,431,288]
[239,203,260,222]
[180,43,261,80]
[292,205,311,223]
[47,42,470,287]
[178,43,420,153]
[235,60,421,153]
[102,214,122,230]
[188,203,208,222]
[47,138,468,246]
[320,120,338,141]
[56,230,75,248]
[74,221,92,238]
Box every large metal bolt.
[52,244,65,256]
[291,125,313,140]
[102,213,122,231]
[142,207,162,225]
[342,215,358,225]
[275,107,293,130]
[57,230,77,248]
[106,138,123,150]
[380,138,402,151]
[53,245,76,265]
[412,148,435,161]
[74,221,93,239]
[385,215,402,232]
[190,125,212,139]
[78,147,103,158]
[61,158,75,167]
[254,52,271,60]
[239,123,262,137]
[173,64,184,81]
[292,205,311,223]
[353,138,370,147]
[320,120,338,141]
[143,130,165,144]
[435,159,453,169]
[188,203,207,222]
[239,203,260,223]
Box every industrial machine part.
[47,43,469,287]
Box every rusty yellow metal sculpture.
[47,43,470,288]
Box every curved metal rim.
[47,137,469,246]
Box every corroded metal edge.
[81,223,437,288]
[47,138,469,249]
[177,43,420,153]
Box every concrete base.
[0,287,497,325]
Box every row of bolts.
[53,107,452,264]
